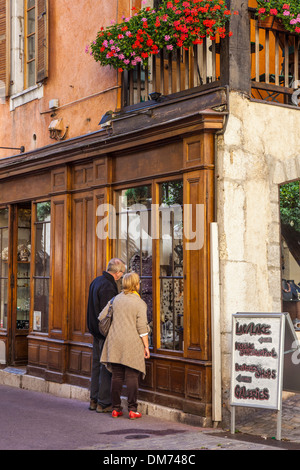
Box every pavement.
[1,367,300,453]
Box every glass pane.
[34,202,51,333]
[159,180,183,350]
[37,202,51,222]
[0,210,9,330]
[0,227,9,265]
[17,266,30,330]
[35,224,51,277]
[16,206,31,330]
[27,0,35,9]
[116,186,153,345]
[280,181,300,330]
[27,8,35,35]
[34,278,49,332]
[160,278,184,350]
[0,208,8,226]
[27,35,35,61]
[0,279,8,329]
[27,60,35,88]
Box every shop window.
[115,180,184,351]
[159,181,183,350]
[16,206,31,330]
[116,185,153,344]
[7,0,48,109]
[33,201,51,332]
[280,181,300,330]
[0,208,9,329]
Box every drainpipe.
[210,222,222,425]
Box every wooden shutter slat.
[36,0,48,83]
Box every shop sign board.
[230,312,300,440]
[231,313,285,410]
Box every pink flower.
[167,44,173,50]
[270,8,278,15]
[165,35,171,41]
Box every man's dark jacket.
[87,271,118,339]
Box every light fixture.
[99,110,114,129]
[148,92,161,101]
[0,146,25,153]
[48,118,69,141]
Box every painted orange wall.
[0,0,134,159]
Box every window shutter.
[0,0,9,97]
[36,0,48,83]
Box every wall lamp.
[148,92,162,101]
[99,110,114,129]
[0,146,25,153]
[49,118,69,141]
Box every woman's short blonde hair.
[122,272,140,294]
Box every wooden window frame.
[24,0,36,89]
[112,174,184,357]
[31,200,51,334]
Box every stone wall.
[216,91,300,419]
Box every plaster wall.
[0,0,132,159]
[216,92,300,414]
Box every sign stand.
[230,312,300,441]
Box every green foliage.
[280,181,300,231]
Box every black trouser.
[111,364,140,412]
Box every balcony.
[121,39,221,107]
[121,7,300,109]
[249,9,300,105]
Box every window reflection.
[33,202,51,332]
[159,181,183,350]
[116,186,153,345]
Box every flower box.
[258,15,286,32]
[87,0,238,72]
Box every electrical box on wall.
[49,99,59,109]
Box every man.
[87,258,126,412]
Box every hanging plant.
[87,0,238,71]
[256,0,300,35]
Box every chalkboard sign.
[230,312,300,440]
[230,313,285,410]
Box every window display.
[33,202,51,332]
[115,180,184,351]
[159,181,183,350]
[0,209,9,329]
[16,207,31,330]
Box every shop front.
[0,92,225,421]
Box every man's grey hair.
[107,258,126,273]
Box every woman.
[99,272,150,419]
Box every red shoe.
[112,410,123,418]
[129,411,142,419]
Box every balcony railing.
[122,38,221,107]
[121,10,300,108]
[249,9,300,106]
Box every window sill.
[10,84,44,111]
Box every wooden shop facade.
[0,86,226,421]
